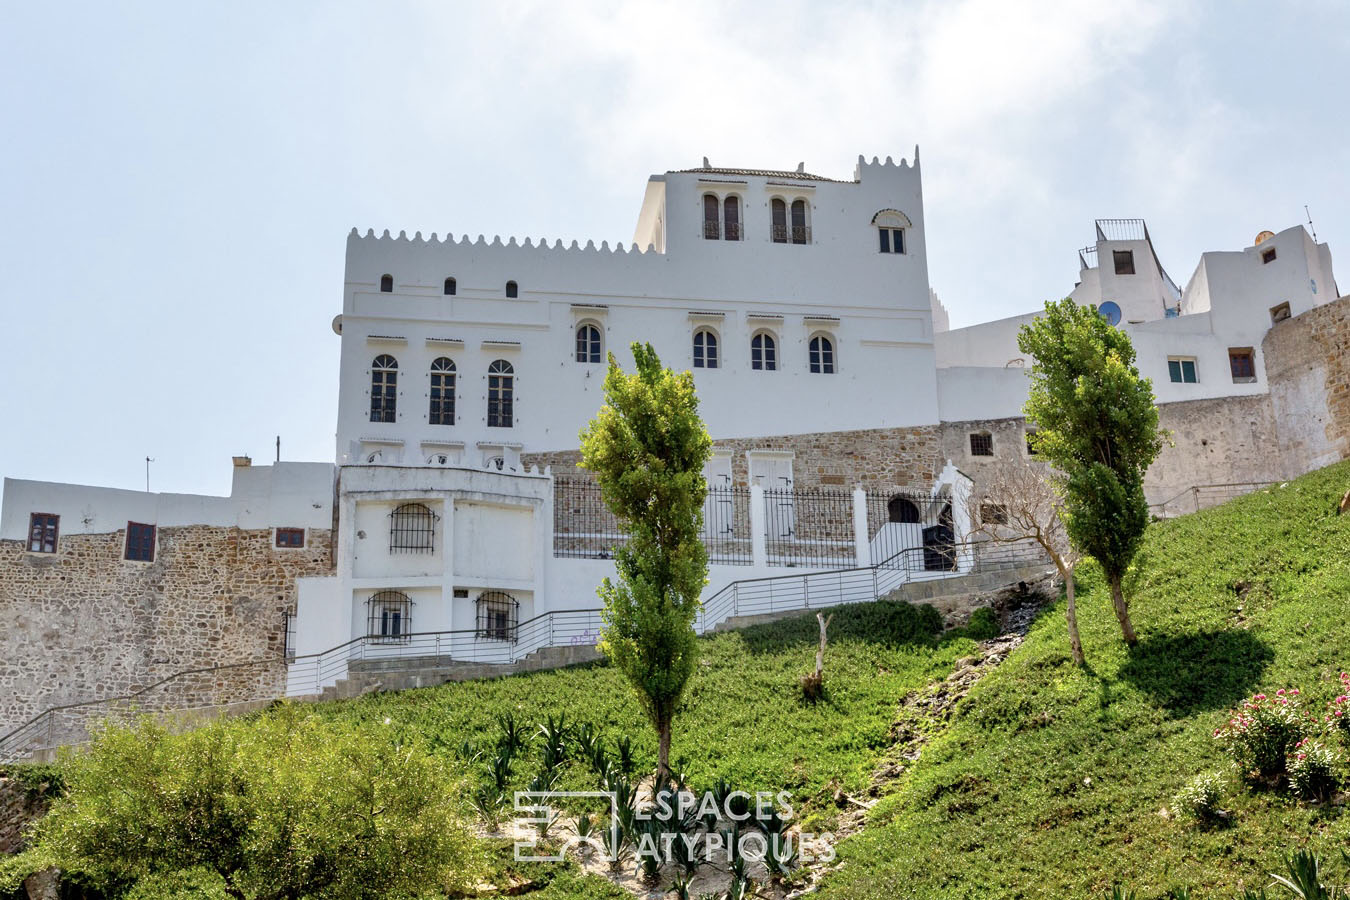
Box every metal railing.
[553,480,754,565]
[1150,481,1280,518]
[763,487,855,567]
[704,485,753,565]
[0,537,1051,764]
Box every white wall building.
[935,219,1339,415]
[2,153,1342,705]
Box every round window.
[1097,301,1122,326]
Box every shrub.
[25,705,484,897]
[1325,672,1350,738]
[966,607,1000,641]
[1214,690,1310,780]
[1287,738,1341,802]
[1170,772,1226,824]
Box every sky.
[1,0,1347,500]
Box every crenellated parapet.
[346,227,662,257]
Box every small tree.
[579,343,712,779]
[1018,299,1163,646]
[967,456,1084,665]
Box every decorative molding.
[365,335,408,346]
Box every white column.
[749,484,768,569]
[852,485,871,568]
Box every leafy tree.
[579,342,712,778]
[10,706,482,899]
[1018,299,1163,646]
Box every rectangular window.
[1229,348,1256,382]
[125,522,156,562]
[1113,249,1136,275]
[275,527,306,548]
[1262,247,1277,264]
[879,229,890,253]
[980,503,1009,525]
[969,433,993,457]
[1167,357,1198,384]
[27,513,59,553]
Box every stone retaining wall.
[0,526,332,738]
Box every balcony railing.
[771,224,811,244]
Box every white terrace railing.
[1149,481,1280,519]
[0,538,1049,764]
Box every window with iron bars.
[476,591,518,641]
[367,590,412,641]
[429,357,456,425]
[488,359,514,427]
[389,502,438,553]
[370,354,398,423]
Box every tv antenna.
[1306,205,1318,242]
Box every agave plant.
[473,784,508,829]
[575,721,600,760]
[528,769,559,794]
[758,808,796,879]
[497,712,529,757]
[636,816,668,884]
[668,873,693,900]
[1271,850,1341,899]
[457,739,481,764]
[539,713,571,752]
[616,735,636,776]
[487,748,513,793]
[1109,888,1137,900]
[727,854,754,900]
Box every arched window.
[476,591,519,642]
[487,359,514,427]
[367,590,412,640]
[702,193,721,240]
[505,280,518,298]
[389,503,437,553]
[723,195,741,241]
[750,332,777,371]
[808,335,835,374]
[370,355,398,422]
[693,329,719,369]
[887,496,921,524]
[575,323,602,363]
[429,357,455,425]
[873,209,912,254]
[790,199,809,244]
[380,274,393,292]
[443,277,457,296]
[771,198,788,243]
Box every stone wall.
[0,526,332,739]
[0,776,48,855]
[526,424,943,493]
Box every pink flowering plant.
[1214,689,1310,780]
[1287,737,1341,802]
[1325,672,1350,738]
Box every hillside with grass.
[8,461,1350,899]
[818,459,1350,899]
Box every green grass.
[311,599,976,823]
[817,460,1350,899]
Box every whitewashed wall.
[334,156,940,465]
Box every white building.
[936,219,1339,412]
[2,152,1343,714]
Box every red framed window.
[275,528,306,548]
[28,513,59,553]
[125,522,156,562]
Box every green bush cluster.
[965,606,1000,641]
[0,705,482,899]
[1170,772,1226,824]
